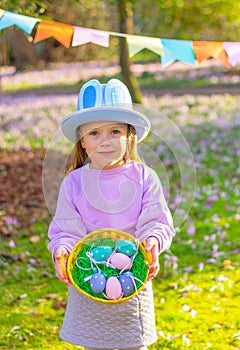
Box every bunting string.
[1,8,240,68]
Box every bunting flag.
[223,42,240,66]
[72,26,109,47]
[126,34,163,57]
[161,39,195,67]
[33,20,74,48]
[192,41,231,68]
[0,8,240,69]
[0,10,39,34]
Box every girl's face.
[80,121,128,169]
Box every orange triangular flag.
[193,41,231,68]
[33,20,74,48]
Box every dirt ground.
[0,149,49,237]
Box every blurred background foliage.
[0,0,240,69]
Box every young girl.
[48,78,175,350]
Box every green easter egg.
[91,246,113,262]
[115,240,137,257]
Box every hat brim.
[61,106,151,143]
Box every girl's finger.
[148,261,160,280]
[55,254,70,286]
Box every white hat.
[61,78,151,143]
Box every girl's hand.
[145,237,160,280]
[54,246,71,286]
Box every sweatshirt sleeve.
[134,166,175,254]
[47,175,87,258]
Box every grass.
[0,71,240,348]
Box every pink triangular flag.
[72,26,109,47]
[224,42,240,66]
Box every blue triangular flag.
[161,39,195,67]
[0,11,40,34]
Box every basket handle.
[141,242,152,266]
[59,253,69,279]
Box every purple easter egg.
[109,252,132,270]
[105,276,122,300]
[119,272,135,296]
[90,273,106,293]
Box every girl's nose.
[100,134,111,146]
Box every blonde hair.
[65,124,142,175]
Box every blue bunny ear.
[78,79,102,110]
[104,79,132,107]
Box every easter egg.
[115,239,137,257]
[119,272,135,296]
[109,252,132,270]
[90,273,106,293]
[105,276,122,300]
[91,246,113,262]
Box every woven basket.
[66,228,152,304]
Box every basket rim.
[67,228,151,304]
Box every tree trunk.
[0,32,10,66]
[117,0,142,104]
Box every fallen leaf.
[52,300,67,309]
[223,260,231,267]
[30,236,40,243]
[44,293,58,300]
[31,284,47,290]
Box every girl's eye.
[89,131,98,136]
[111,129,120,134]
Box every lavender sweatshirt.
[48,161,175,256]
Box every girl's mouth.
[98,151,114,155]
